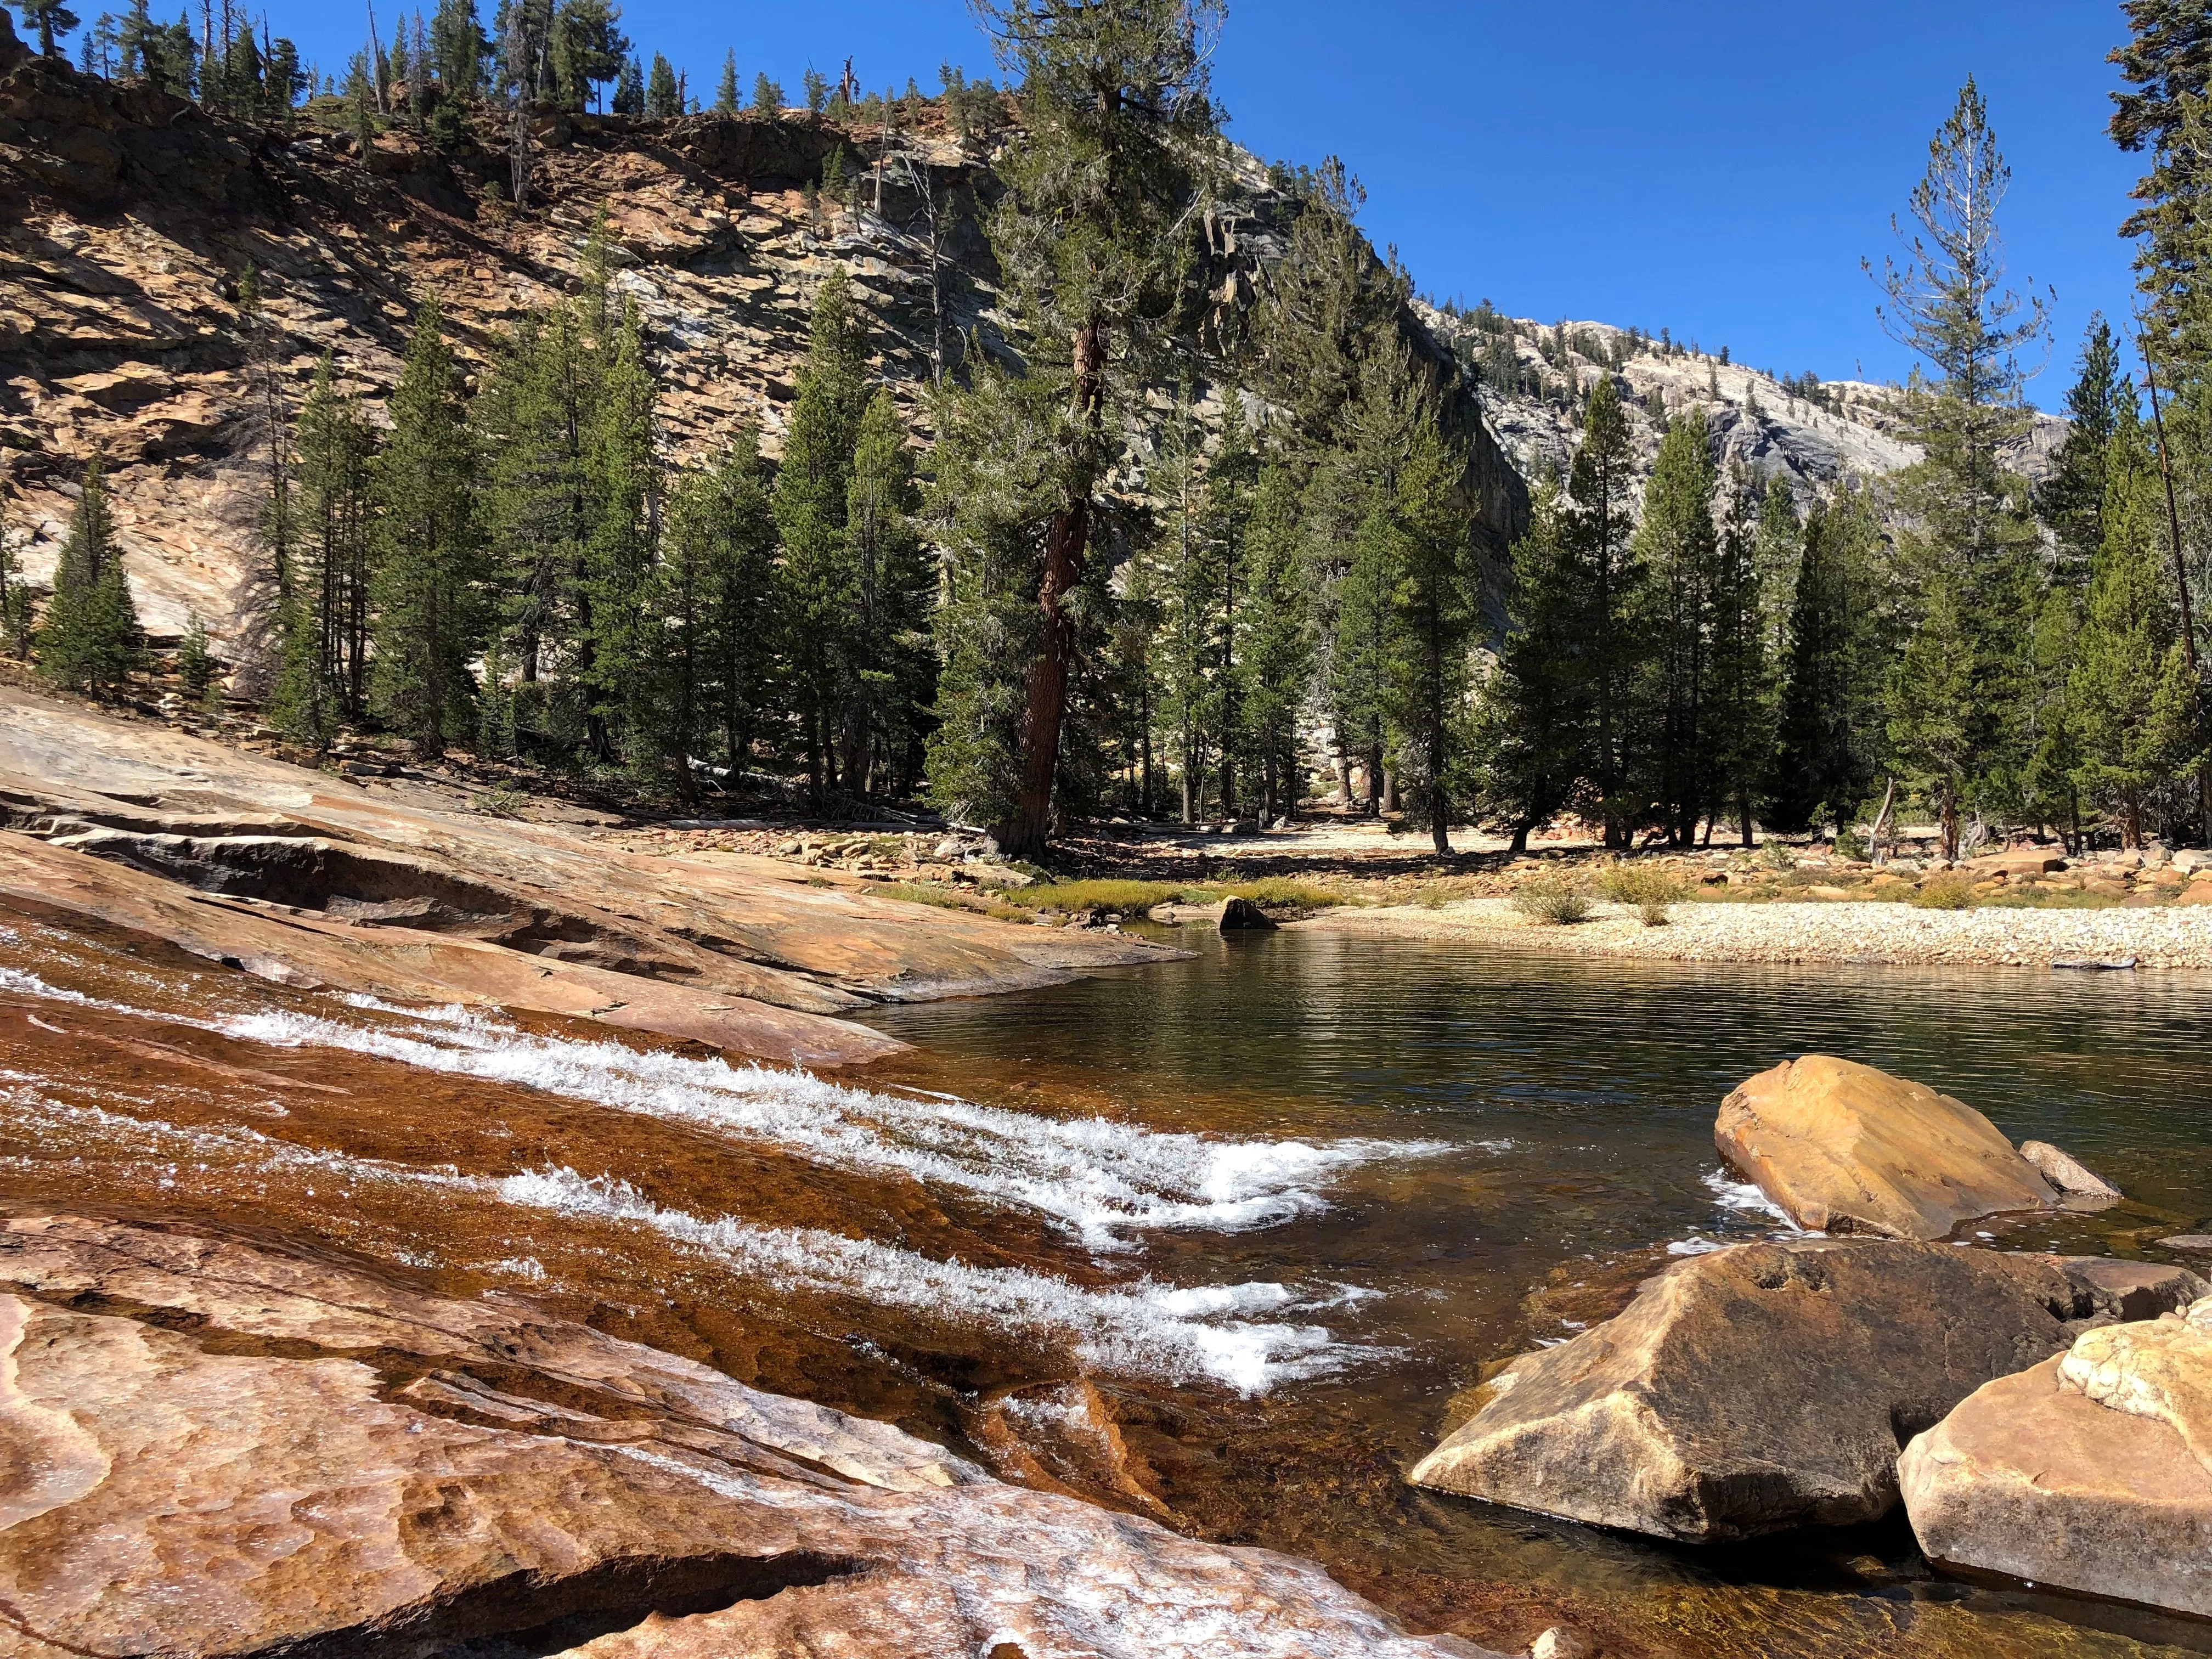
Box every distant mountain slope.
[1417,304,2067,510]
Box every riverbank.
[1299,894,2212,968]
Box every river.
[2,909,2208,1657]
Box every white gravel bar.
[1299,897,2212,969]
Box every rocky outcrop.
[1901,1298,2212,1616]
[0,682,1178,1063]
[0,1211,1498,1658]
[1,46,1525,648]
[1405,1238,2205,1543]
[1419,304,2067,518]
[1714,1054,2059,1238]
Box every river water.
[3,907,2209,1657]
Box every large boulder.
[1406,1239,2205,1543]
[0,1214,1494,1659]
[1715,1055,2059,1238]
[1901,1299,2212,1616]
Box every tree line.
[16,2,2212,859]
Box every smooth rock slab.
[0,1214,1496,1659]
[1406,1239,2205,1543]
[1901,1356,2212,1616]
[1715,1054,2058,1238]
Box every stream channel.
[3,910,2209,1657]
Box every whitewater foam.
[211,1003,1444,1246]
[0,1082,1368,1395]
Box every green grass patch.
[1014,879,1187,914]
[874,883,1032,922]
[1978,886,2126,910]
[1220,876,1346,909]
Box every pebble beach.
[1300,895,2212,969]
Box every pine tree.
[1887,572,1978,854]
[1382,398,1474,853]
[1567,374,1645,847]
[1235,458,1313,824]
[644,50,678,117]
[774,269,870,803]
[843,387,934,793]
[2035,318,2124,590]
[946,0,1224,854]
[291,353,374,723]
[369,302,482,755]
[751,70,781,113]
[1703,468,1773,846]
[38,462,144,695]
[1771,493,1880,837]
[0,516,31,661]
[2109,0,2212,287]
[673,430,778,774]
[580,300,659,770]
[802,65,827,113]
[924,358,1059,832]
[176,612,215,695]
[2071,420,2202,846]
[610,53,641,114]
[714,49,736,112]
[1751,476,1802,665]
[1872,80,2049,841]
[1472,482,1592,852]
[21,0,83,57]
[1634,409,1720,843]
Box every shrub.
[1758,840,1798,871]
[475,786,528,818]
[1598,865,1689,907]
[1909,874,1975,910]
[1509,877,1590,925]
[1834,828,1869,861]
[1638,898,1671,927]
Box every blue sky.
[273,0,2143,407]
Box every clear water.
[6,909,2210,1657]
[864,926,2212,1659]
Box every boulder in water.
[1218,896,1277,932]
[1714,1056,2058,1238]
[1901,1298,2212,1616]
[1406,1239,2204,1543]
[2018,1139,2123,1203]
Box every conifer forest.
[6,0,2212,866]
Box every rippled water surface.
[866,927,2212,1658]
[4,908,2210,1658]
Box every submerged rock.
[1714,1055,2058,1238]
[2018,1138,2123,1203]
[0,1214,1498,1659]
[1218,895,1278,932]
[1406,1239,2204,1543]
[1901,1299,2212,1616]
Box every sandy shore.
[1298,895,2212,969]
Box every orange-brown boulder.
[1715,1055,2058,1238]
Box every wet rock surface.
[1901,1298,2212,1616]
[0,1211,1498,1658]
[1714,1056,2058,1239]
[1406,1239,2206,1543]
[0,684,1176,1065]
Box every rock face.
[1714,1055,2058,1238]
[0,1212,1497,1659]
[1405,1239,2205,1543]
[1901,1299,2212,1616]
[0,40,1525,648]
[0,684,1178,1064]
